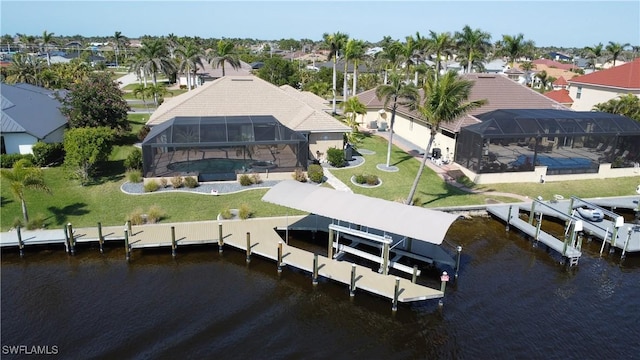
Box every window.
[576,86,582,99]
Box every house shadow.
[46,203,89,226]
[91,160,127,184]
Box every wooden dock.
[0,215,444,304]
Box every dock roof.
[262,181,458,245]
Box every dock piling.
[392,277,400,312]
[67,223,75,255]
[218,223,223,253]
[455,246,463,279]
[98,222,104,254]
[327,229,334,259]
[349,264,356,297]
[63,225,70,253]
[528,202,536,225]
[277,241,283,273]
[381,239,390,275]
[440,271,449,294]
[506,206,512,231]
[124,229,131,261]
[17,226,24,257]
[171,226,176,258]
[412,265,418,283]
[312,254,319,285]
[600,227,609,256]
[622,228,632,259]
[246,232,251,264]
[126,220,132,235]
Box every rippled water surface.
[2,217,639,359]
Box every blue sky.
[1,1,639,48]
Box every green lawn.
[2,131,638,232]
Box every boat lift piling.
[98,222,104,254]
[349,264,356,297]
[218,222,224,253]
[245,232,251,264]
[171,226,177,258]
[67,223,75,255]
[17,226,24,257]
[312,254,319,285]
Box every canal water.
[2,217,639,359]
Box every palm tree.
[592,94,640,121]
[378,40,402,84]
[605,41,630,67]
[112,31,127,67]
[18,34,36,53]
[375,71,420,168]
[427,30,455,80]
[496,33,535,68]
[405,71,487,205]
[346,39,366,95]
[129,38,174,105]
[339,96,367,145]
[583,43,604,70]
[519,61,536,87]
[0,159,51,224]
[5,53,38,84]
[454,25,492,73]
[209,39,241,77]
[535,70,555,92]
[40,30,56,66]
[132,83,152,114]
[175,41,204,90]
[322,32,348,114]
[398,34,421,82]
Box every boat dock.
[487,195,640,264]
[0,215,444,308]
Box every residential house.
[1,83,67,154]
[144,75,351,180]
[543,89,574,107]
[177,58,253,88]
[567,58,640,111]
[552,76,569,90]
[357,73,570,164]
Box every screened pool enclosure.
[142,116,309,181]
[455,109,640,175]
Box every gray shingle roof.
[148,75,351,133]
[0,83,67,139]
[357,73,569,133]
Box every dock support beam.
[349,264,356,297]
[535,212,543,241]
[622,228,632,259]
[455,246,463,279]
[17,226,24,257]
[312,254,319,285]
[67,223,75,256]
[171,226,176,258]
[277,241,283,273]
[392,277,400,312]
[98,222,104,254]
[327,229,334,259]
[246,232,251,264]
[600,226,610,256]
[218,223,223,253]
[124,229,130,261]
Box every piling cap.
[442,271,448,275]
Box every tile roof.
[1,83,67,138]
[553,76,568,86]
[532,59,577,71]
[357,73,569,133]
[567,58,640,89]
[147,75,351,134]
[543,89,574,104]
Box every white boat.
[575,207,604,222]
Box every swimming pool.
[510,155,594,170]
[168,158,252,174]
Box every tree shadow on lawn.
[392,152,418,167]
[415,183,473,207]
[1,196,13,206]
[47,202,89,226]
[90,160,126,185]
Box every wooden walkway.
[0,216,443,303]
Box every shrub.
[128,208,145,225]
[354,174,366,184]
[365,174,379,185]
[220,208,233,219]
[183,176,198,188]
[126,169,142,183]
[292,168,307,182]
[124,148,142,170]
[238,203,252,219]
[144,180,159,192]
[159,178,168,188]
[32,142,65,167]
[26,214,46,230]
[326,147,346,167]
[239,174,253,186]
[307,164,324,183]
[1,153,34,168]
[251,173,262,184]
[171,176,183,188]
[137,125,151,141]
[146,205,165,224]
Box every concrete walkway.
[323,168,353,193]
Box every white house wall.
[308,132,344,160]
[568,84,640,111]
[4,133,38,154]
[362,110,457,161]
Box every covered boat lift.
[262,181,462,279]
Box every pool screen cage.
[454,109,640,175]
[141,116,309,181]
